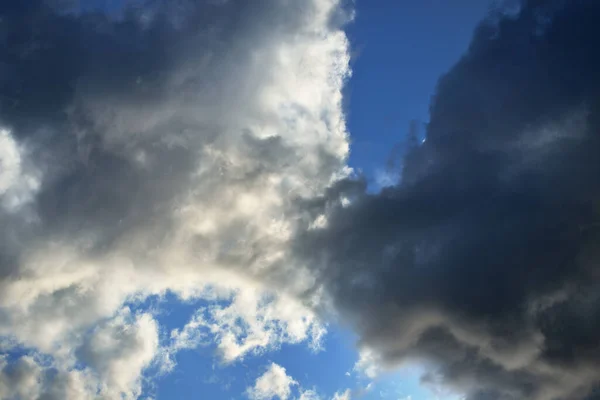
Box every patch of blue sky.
[357,365,466,400]
[136,291,358,399]
[345,0,494,191]
[138,293,452,400]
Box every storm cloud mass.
[294,1,600,399]
[2,0,600,399]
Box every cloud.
[246,364,350,400]
[299,389,322,400]
[12,1,600,399]
[0,309,158,400]
[164,288,325,368]
[291,1,600,399]
[76,308,159,399]
[331,389,351,400]
[0,129,40,212]
[0,355,43,400]
[0,0,351,396]
[353,348,382,379]
[247,362,298,400]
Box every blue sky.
[346,1,494,188]
[140,2,492,399]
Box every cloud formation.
[6,0,600,399]
[331,389,351,400]
[164,288,325,367]
[246,362,352,400]
[247,363,297,400]
[0,0,351,397]
[293,1,600,399]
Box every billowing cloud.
[76,308,158,399]
[0,309,158,399]
[0,0,351,397]
[331,389,351,400]
[292,1,600,399]
[0,355,43,400]
[247,362,297,400]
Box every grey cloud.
[0,0,343,288]
[0,0,310,255]
[293,1,600,399]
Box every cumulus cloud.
[292,0,600,399]
[246,363,350,400]
[298,389,322,400]
[0,309,158,399]
[247,362,298,400]
[331,389,351,400]
[163,287,325,368]
[0,0,351,396]
[76,308,159,399]
[0,355,43,400]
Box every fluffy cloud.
[331,389,351,400]
[76,309,159,399]
[0,0,351,397]
[0,309,158,400]
[0,355,43,400]
[292,1,600,399]
[298,389,322,400]
[247,362,298,400]
[166,288,325,365]
[246,363,350,400]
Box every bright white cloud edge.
[247,362,352,400]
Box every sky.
[2,1,600,400]
[345,0,494,187]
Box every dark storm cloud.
[294,1,600,399]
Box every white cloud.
[299,389,322,400]
[77,308,159,399]
[0,129,21,195]
[165,288,325,366]
[332,389,351,400]
[246,363,349,400]
[0,309,158,400]
[0,129,40,212]
[0,0,352,397]
[247,362,298,400]
[353,348,382,379]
